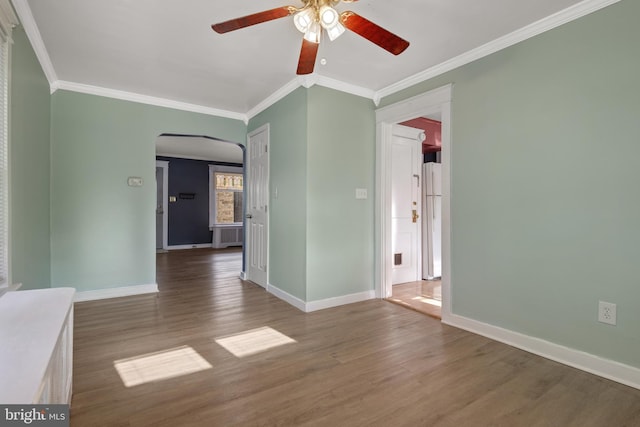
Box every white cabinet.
[0,288,75,404]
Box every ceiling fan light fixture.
[294,8,314,33]
[303,21,321,43]
[319,5,339,29]
[326,22,345,41]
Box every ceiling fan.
[212,0,410,75]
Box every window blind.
[0,35,7,287]
[0,0,17,288]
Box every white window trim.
[208,165,243,228]
[0,0,17,296]
[0,1,17,43]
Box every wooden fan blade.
[340,11,409,55]
[212,7,294,34]
[297,39,319,75]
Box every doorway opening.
[156,160,169,253]
[154,134,247,285]
[375,84,452,322]
[387,116,443,319]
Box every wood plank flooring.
[388,280,442,319]
[71,248,640,426]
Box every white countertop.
[0,288,75,404]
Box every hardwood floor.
[71,248,640,426]
[388,280,442,319]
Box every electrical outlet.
[598,301,617,326]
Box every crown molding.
[12,0,621,124]
[11,0,57,86]
[246,72,377,121]
[315,74,376,102]
[246,0,618,120]
[375,0,622,101]
[53,80,247,122]
[299,74,317,89]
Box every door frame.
[390,124,424,285]
[155,160,169,251]
[375,84,453,321]
[246,123,270,287]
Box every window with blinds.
[0,40,7,288]
[0,0,17,290]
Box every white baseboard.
[267,283,306,312]
[74,283,159,302]
[267,284,376,313]
[167,244,212,250]
[305,290,376,312]
[444,314,640,391]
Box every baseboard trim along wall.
[444,314,640,391]
[266,284,375,313]
[305,290,376,312]
[74,283,159,302]
[167,244,212,250]
[266,283,306,312]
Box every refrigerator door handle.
[431,170,435,197]
[432,197,435,219]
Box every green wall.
[248,86,376,302]
[14,0,638,372]
[50,91,246,291]
[10,26,51,290]
[248,88,308,300]
[380,0,640,367]
[306,86,375,300]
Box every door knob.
[246,214,253,219]
[412,209,419,223]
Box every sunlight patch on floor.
[411,295,442,307]
[215,326,296,358]
[114,345,212,387]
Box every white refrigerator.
[422,162,442,279]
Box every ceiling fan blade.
[297,39,319,75]
[212,7,294,34]
[340,11,409,55]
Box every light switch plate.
[355,188,368,199]
[127,176,143,187]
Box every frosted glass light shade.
[319,6,339,29]
[326,22,345,41]
[294,8,314,33]
[303,21,321,43]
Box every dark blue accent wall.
[157,157,243,246]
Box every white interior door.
[247,124,269,288]
[391,125,422,285]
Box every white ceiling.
[22,0,593,116]
[156,135,243,164]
